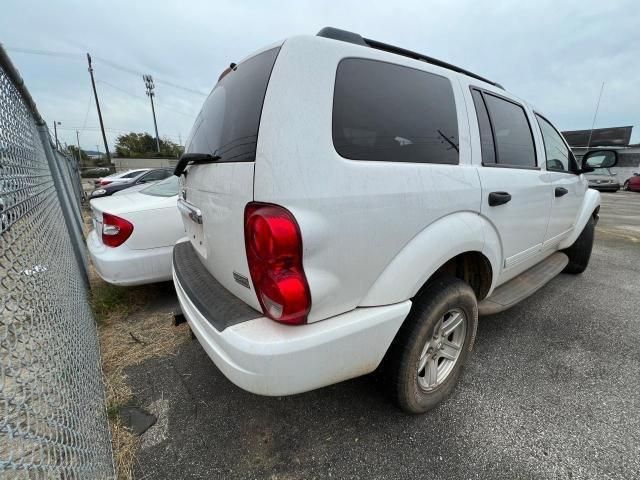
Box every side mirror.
[581,149,618,174]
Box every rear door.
[177,45,281,311]
[534,113,585,248]
[469,88,552,275]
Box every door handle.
[488,191,512,207]
[555,187,569,197]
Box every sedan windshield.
[140,175,179,197]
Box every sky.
[2,0,639,153]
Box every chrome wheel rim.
[417,308,467,391]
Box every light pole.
[143,74,161,153]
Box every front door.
[535,114,585,249]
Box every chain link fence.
[1,47,114,478]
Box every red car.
[623,173,640,192]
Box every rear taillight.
[244,202,311,325]
[102,213,134,248]
[100,180,112,186]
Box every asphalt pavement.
[130,191,640,480]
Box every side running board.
[478,252,569,316]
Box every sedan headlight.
[92,189,107,196]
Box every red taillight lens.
[244,203,311,325]
[102,213,134,248]
[100,180,112,186]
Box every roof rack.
[317,27,504,90]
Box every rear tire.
[382,276,478,414]
[562,217,595,274]
[623,180,630,191]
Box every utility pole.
[86,53,111,162]
[76,130,82,163]
[53,121,61,149]
[143,74,161,153]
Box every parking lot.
[128,192,639,480]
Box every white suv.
[172,27,617,413]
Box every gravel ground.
[129,191,640,480]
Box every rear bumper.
[173,268,411,396]
[87,230,173,285]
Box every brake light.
[100,180,112,186]
[102,213,134,248]
[244,202,311,325]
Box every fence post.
[38,127,90,287]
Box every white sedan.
[87,175,184,285]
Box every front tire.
[623,180,630,191]
[382,276,478,414]
[562,217,595,274]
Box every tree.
[114,132,184,158]
[67,145,89,161]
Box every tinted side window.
[121,171,143,178]
[484,94,536,167]
[535,114,574,172]
[333,59,459,164]
[471,89,496,164]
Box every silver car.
[585,167,620,192]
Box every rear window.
[120,170,144,179]
[185,47,280,162]
[141,169,170,182]
[141,175,180,197]
[332,58,459,164]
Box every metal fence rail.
[0,47,114,477]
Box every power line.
[92,55,207,96]
[96,79,196,118]
[5,46,207,96]
[5,46,80,60]
[81,88,93,130]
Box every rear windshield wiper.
[174,153,221,177]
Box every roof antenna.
[586,81,605,149]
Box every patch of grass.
[91,283,141,325]
[109,422,140,480]
[89,272,190,479]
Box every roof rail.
[317,27,504,90]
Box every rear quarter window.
[332,58,459,164]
